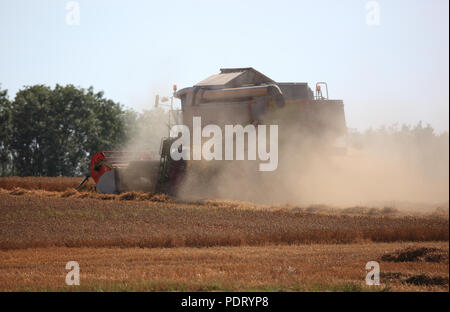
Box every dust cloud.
[177,122,449,210]
[124,105,448,211]
[124,107,170,156]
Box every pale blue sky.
[1,0,448,131]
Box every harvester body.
[86,68,347,195]
[176,68,346,147]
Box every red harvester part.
[90,151,152,184]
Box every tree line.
[0,84,169,177]
[0,83,448,178]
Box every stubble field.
[0,177,448,291]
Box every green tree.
[0,86,12,176]
[8,84,128,176]
[9,85,52,175]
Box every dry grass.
[0,177,448,292]
[0,187,171,202]
[0,242,447,291]
[1,177,447,215]
[0,191,447,250]
[0,176,94,192]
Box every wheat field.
[0,177,448,291]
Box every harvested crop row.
[0,187,171,202]
[0,193,447,250]
[0,176,92,192]
[2,187,448,218]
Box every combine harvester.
[78,68,347,195]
